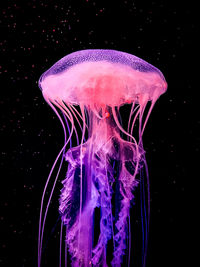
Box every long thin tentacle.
[142,152,150,267]
[138,103,150,267]
[70,104,89,129]
[139,100,156,144]
[59,113,75,267]
[38,99,67,267]
[65,227,68,267]
[78,104,86,258]
[128,213,131,267]
[138,106,146,267]
[130,106,141,142]
[56,101,80,145]
[38,100,74,267]
[127,101,135,136]
[112,106,140,183]
[59,220,64,267]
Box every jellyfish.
[37,49,167,267]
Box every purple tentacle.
[59,130,145,267]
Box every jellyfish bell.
[39,49,167,111]
[38,49,167,267]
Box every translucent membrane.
[38,49,167,267]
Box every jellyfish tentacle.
[112,106,140,186]
[92,155,113,267]
[92,181,111,266]
[128,213,131,267]
[142,153,150,267]
[105,157,116,254]
[139,100,156,143]
[130,105,141,141]
[70,104,89,129]
[68,104,87,141]
[59,114,73,267]
[59,220,64,267]
[59,109,147,267]
[127,101,135,136]
[60,142,100,266]
[92,103,104,119]
[59,104,93,267]
[137,102,151,267]
[59,147,81,264]
[77,104,86,262]
[56,101,80,145]
[111,150,139,267]
[38,99,73,267]
[59,145,82,264]
[138,104,148,267]
[112,198,130,267]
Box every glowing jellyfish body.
[38,49,167,267]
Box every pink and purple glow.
[37,49,167,267]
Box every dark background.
[0,0,197,266]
